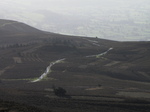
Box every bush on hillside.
[52,86,67,97]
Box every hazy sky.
[1,0,145,12]
[1,0,150,41]
[2,0,148,22]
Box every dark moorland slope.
[0,20,150,112]
[0,19,42,34]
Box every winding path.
[84,38,113,57]
[31,58,65,82]
[86,48,113,58]
[32,39,113,83]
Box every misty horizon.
[0,0,150,41]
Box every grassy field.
[0,20,150,111]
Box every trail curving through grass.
[86,48,113,58]
[31,58,65,82]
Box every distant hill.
[0,19,43,35]
[0,19,149,82]
[0,19,114,46]
[0,19,150,112]
[0,19,50,45]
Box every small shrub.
[98,84,102,87]
[53,86,67,97]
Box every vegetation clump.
[52,85,67,97]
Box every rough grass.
[0,23,150,111]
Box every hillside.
[0,19,55,46]
[0,19,43,34]
[0,20,150,112]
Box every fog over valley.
[1,1,150,112]
[1,0,150,41]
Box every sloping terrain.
[0,19,48,46]
[0,20,150,112]
[0,19,43,35]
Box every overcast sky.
[1,0,150,41]
[2,0,148,22]
[1,0,149,18]
[1,0,146,12]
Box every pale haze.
[0,0,150,41]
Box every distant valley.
[1,0,150,41]
[0,19,150,112]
